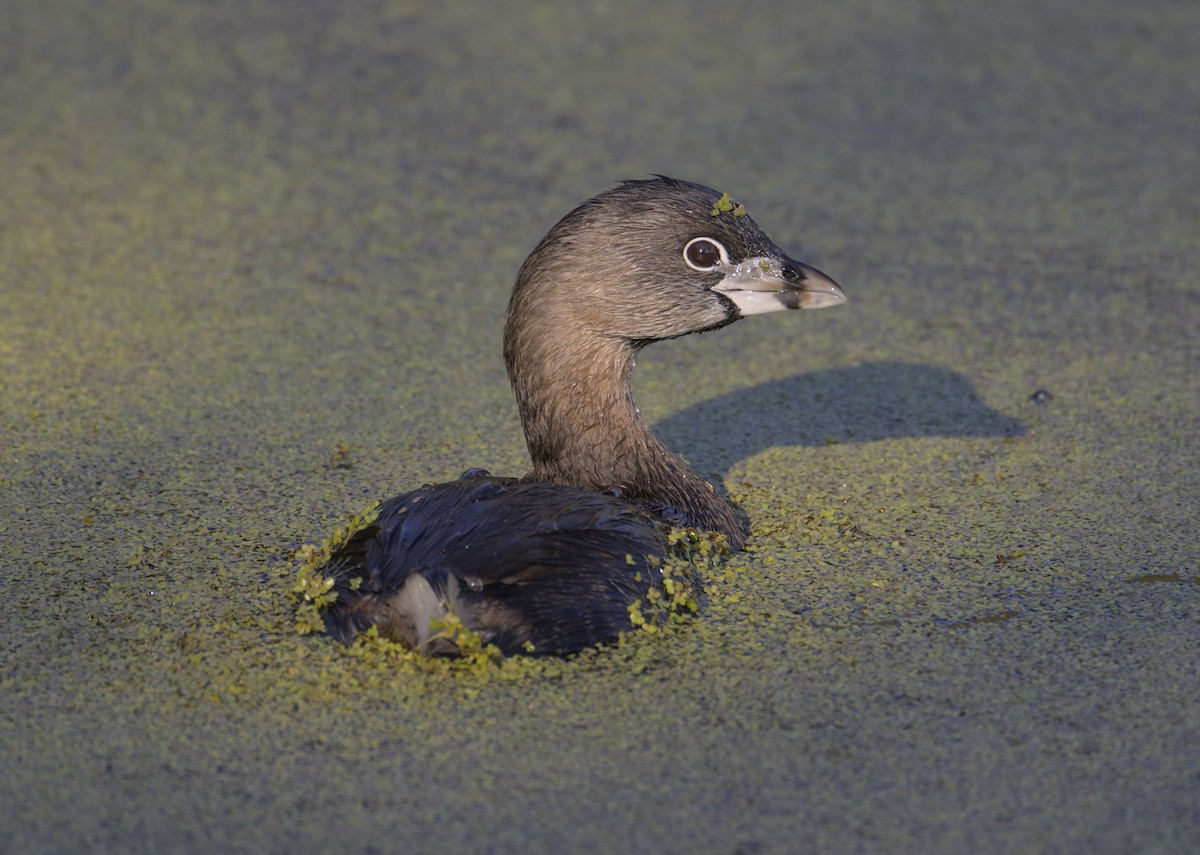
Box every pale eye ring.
[683,237,728,271]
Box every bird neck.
[505,318,743,546]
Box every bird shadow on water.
[651,360,1026,483]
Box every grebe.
[318,177,844,655]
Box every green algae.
[709,191,747,218]
[290,503,380,635]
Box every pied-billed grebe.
[319,177,844,655]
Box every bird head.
[507,176,845,346]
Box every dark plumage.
[319,177,845,655]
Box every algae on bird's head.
[710,192,747,218]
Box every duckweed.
[290,503,380,634]
[709,192,747,218]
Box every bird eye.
[683,237,726,271]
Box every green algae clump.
[426,610,505,665]
[710,192,747,218]
[290,503,380,635]
[626,527,730,638]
